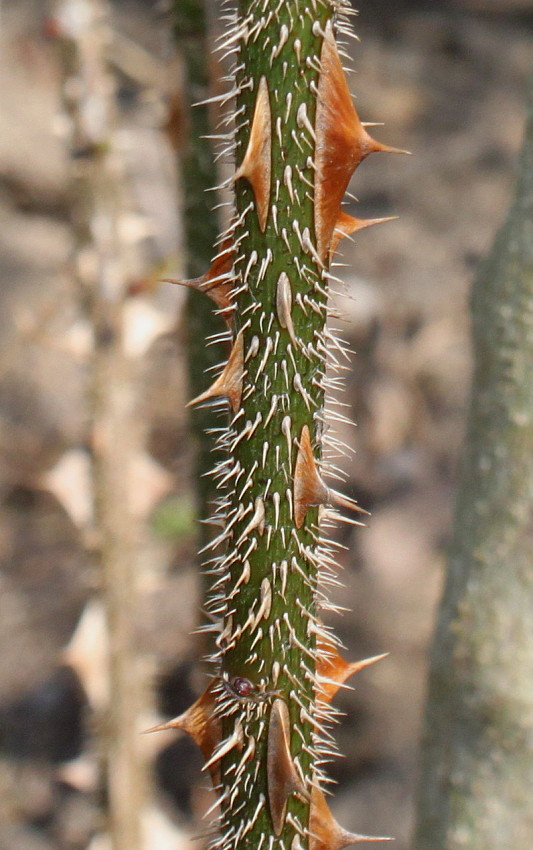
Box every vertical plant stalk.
[54,2,145,848]
[414,76,533,850]
[155,2,403,849]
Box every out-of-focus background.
[0,1,531,849]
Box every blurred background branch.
[54,1,149,847]
[414,68,533,850]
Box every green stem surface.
[213,3,338,849]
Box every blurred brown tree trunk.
[414,74,533,850]
[55,2,147,848]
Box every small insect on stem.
[223,674,280,702]
[229,676,255,697]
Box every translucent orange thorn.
[142,681,220,767]
[310,786,393,850]
[143,719,177,734]
[328,488,370,519]
[294,425,330,529]
[363,134,411,158]
[314,21,409,260]
[234,75,271,232]
[330,211,398,256]
[294,425,367,529]
[317,644,389,703]
[187,331,244,413]
[267,699,308,836]
[162,239,234,326]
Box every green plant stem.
[213,3,337,848]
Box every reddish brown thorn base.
[234,75,272,232]
[187,331,245,413]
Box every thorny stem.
[214,3,334,847]
[168,2,403,850]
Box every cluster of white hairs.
[163,2,402,849]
